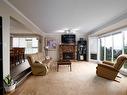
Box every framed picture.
[45,37,58,50]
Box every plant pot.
[4,83,16,92]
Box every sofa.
[27,52,53,76]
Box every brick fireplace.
[59,44,76,60]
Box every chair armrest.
[31,63,47,68]
[97,64,118,72]
[102,61,114,66]
[31,63,48,71]
[30,63,48,75]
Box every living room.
[1,0,127,95]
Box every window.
[12,37,38,54]
[99,32,122,62]
[99,30,127,75]
[89,37,98,60]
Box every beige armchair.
[96,54,127,81]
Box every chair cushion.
[37,52,46,62]
[35,60,42,64]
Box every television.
[61,34,76,44]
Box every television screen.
[61,34,76,44]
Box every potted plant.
[3,75,16,92]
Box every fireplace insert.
[63,52,74,60]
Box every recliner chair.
[96,54,127,81]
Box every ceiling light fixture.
[56,28,80,34]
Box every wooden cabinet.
[59,44,76,60]
[0,17,3,94]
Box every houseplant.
[3,75,16,92]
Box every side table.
[57,60,72,72]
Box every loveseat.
[27,52,53,76]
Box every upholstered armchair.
[96,54,127,81]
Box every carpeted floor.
[9,62,127,95]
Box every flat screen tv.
[61,34,76,44]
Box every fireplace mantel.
[59,44,76,60]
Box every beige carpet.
[10,62,127,95]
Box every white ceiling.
[7,0,127,34]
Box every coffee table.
[57,60,72,72]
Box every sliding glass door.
[100,32,122,62]
[113,33,122,61]
[99,30,127,75]
[123,31,127,69]
[105,36,112,61]
[100,36,113,61]
[100,38,105,61]
[124,31,127,54]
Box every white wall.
[0,1,44,77]
[3,0,45,35]
[89,12,127,36]
[3,17,10,78]
[45,33,86,61]
[88,10,127,63]
[45,34,61,61]
[0,1,10,77]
